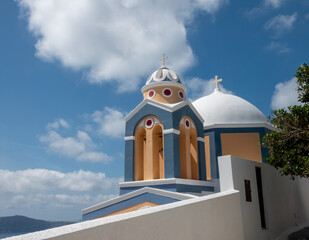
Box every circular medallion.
[145,118,154,129]
[185,119,190,129]
[178,91,184,99]
[163,88,172,97]
[148,90,155,99]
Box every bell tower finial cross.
[160,53,168,67]
[211,75,223,90]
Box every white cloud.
[266,41,290,54]
[47,119,70,130]
[91,107,125,138]
[77,152,113,163]
[264,0,284,8]
[8,193,116,209]
[0,169,121,193]
[40,130,90,157]
[40,128,113,163]
[185,77,233,100]
[0,169,121,220]
[271,77,301,109]
[17,0,227,92]
[193,0,227,13]
[245,0,284,18]
[265,13,297,36]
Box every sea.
[0,232,29,239]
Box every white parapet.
[6,190,244,240]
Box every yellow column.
[180,127,187,178]
[159,134,164,179]
[152,127,159,179]
[152,125,164,179]
[185,129,192,179]
[144,129,154,180]
[190,137,199,180]
[204,135,211,180]
[134,129,145,181]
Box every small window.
[244,180,252,202]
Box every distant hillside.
[0,215,75,234]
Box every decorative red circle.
[164,89,171,96]
[146,119,152,127]
[185,119,190,128]
[148,90,154,98]
[178,91,184,99]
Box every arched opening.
[152,125,164,179]
[179,117,199,180]
[190,128,198,180]
[134,116,164,181]
[135,127,146,181]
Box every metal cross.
[211,75,223,89]
[160,54,168,66]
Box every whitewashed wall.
[219,155,309,240]
[7,190,245,240]
[7,155,309,240]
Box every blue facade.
[125,102,204,137]
[124,101,207,185]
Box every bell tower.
[82,56,217,221]
[120,55,210,195]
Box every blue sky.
[0,0,308,221]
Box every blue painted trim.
[260,128,271,163]
[164,133,181,178]
[120,184,214,195]
[125,104,173,137]
[172,106,204,138]
[147,77,182,85]
[125,140,134,181]
[215,131,223,176]
[125,103,204,138]
[204,127,269,135]
[82,193,179,221]
[198,140,206,180]
[205,131,220,179]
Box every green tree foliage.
[295,63,309,103]
[262,63,309,179]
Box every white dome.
[146,66,182,86]
[192,89,268,127]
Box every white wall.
[219,155,309,240]
[7,190,245,240]
[7,155,308,240]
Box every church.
[10,57,309,240]
[82,55,275,221]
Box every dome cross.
[160,54,168,67]
[211,75,223,90]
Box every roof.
[125,99,204,124]
[192,89,270,128]
[145,66,182,86]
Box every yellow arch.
[179,116,199,180]
[134,116,164,180]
